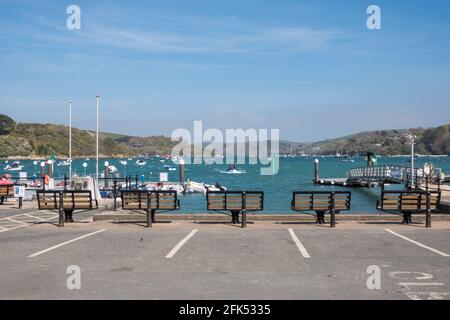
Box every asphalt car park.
[0,211,449,300]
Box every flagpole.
[69,99,72,182]
[96,95,99,182]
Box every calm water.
[3,156,449,213]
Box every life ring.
[44,175,50,185]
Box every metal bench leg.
[65,210,74,223]
[402,212,412,225]
[231,211,240,224]
[151,209,156,224]
[316,211,326,224]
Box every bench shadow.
[361,221,428,228]
[192,221,255,226]
[111,220,172,225]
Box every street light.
[83,162,88,176]
[121,160,128,177]
[405,132,416,189]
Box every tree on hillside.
[0,114,15,135]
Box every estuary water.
[2,156,449,214]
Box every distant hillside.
[293,125,450,156]
[1,114,449,157]
[0,114,177,158]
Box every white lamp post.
[83,162,88,176]
[33,160,38,177]
[406,132,416,188]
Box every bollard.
[113,179,117,211]
[58,193,64,227]
[18,197,23,209]
[180,159,185,184]
[426,191,432,228]
[241,192,247,228]
[104,166,110,189]
[330,192,336,228]
[314,159,319,182]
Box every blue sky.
[0,0,449,141]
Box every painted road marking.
[6,218,29,225]
[166,229,198,259]
[288,229,311,259]
[385,229,450,257]
[28,229,107,258]
[0,211,59,234]
[24,214,45,221]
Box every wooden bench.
[0,185,14,204]
[36,190,98,227]
[206,191,264,228]
[291,191,352,228]
[377,190,441,226]
[121,190,180,227]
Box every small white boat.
[4,161,24,171]
[136,160,146,166]
[217,166,246,174]
[119,160,128,166]
[108,165,119,174]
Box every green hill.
[0,114,176,158]
[1,114,449,158]
[292,126,450,156]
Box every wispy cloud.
[30,15,340,55]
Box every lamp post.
[406,133,416,189]
[40,161,46,177]
[122,161,128,177]
[83,162,88,176]
[33,160,38,177]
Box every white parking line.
[385,229,450,257]
[288,229,311,259]
[166,229,198,259]
[6,218,29,225]
[28,229,107,258]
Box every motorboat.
[4,161,24,171]
[217,165,246,174]
[108,165,119,174]
[136,160,147,166]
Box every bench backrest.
[381,191,441,212]
[37,190,59,210]
[122,190,149,210]
[0,185,14,197]
[292,191,351,212]
[37,190,96,210]
[62,191,95,210]
[122,190,179,211]
[149,191,179,210]
[206,191,264,212]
